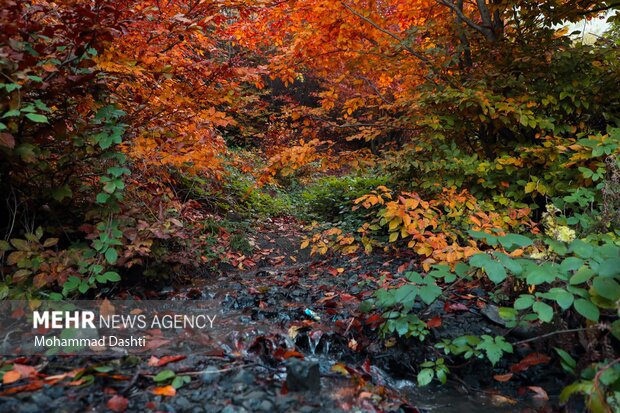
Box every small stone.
[285,360,320,392]
[232,369,254,385]
[174,396,192,410]
[258,400,274,412]
[200,365,220,384]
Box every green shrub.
[299,174,390,222]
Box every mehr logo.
[33,311,96,329]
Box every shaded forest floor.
[0,217,573,413]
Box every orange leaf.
[426,316,442,328]
[3,370,21,384]
[152,385,176,397]
[283,350,304,360]
[493,373,513,382]
[155,356,186,367]
[107,395,129,412]
[510,352,550,373]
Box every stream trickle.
[172,274,538,413]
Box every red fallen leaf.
[154,356,186,367]
[152,385,176,397]
[340,293,356,302]
[107,395,129,412]
[426,316,442,328]
[397,261,410,273]
[280,381,288,395]
[362,359,371,374]
[0,380,44,396]
[493,373,513,382]
[11,306,25,318]
[283,350,304,359]
[145,401,157,409]
[510,352,551,373]
[444,302,468,312]
[327,268,339,276]
[2,370,21,384]
[527,386,549,400]
[365,314,384,328]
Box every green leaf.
[560,257,584,273]
[514,295,535,310]
[0,240,10,252]
[497,234,533,250]
[153,370,175,382]
[559,382,591,404]
[545,239,568,255]
[418,284,442,304]
[171,375,191,389]
[592,277,620,301]
[417,368,434,386]
[25,113,48,123]
[526,265,558,285]
[51,185,72,201]
[598,258,620,277]
[2,109,20,118]
[611,320,620,341]
[570,240,593,259]
[96,193,110,203]
[493,252,522,275]
[103,271,121,282]
[476,335,512,366]
[467,230,497,246]
[544,288,574,310]
[573,299,599,321]
[570,267,594,285]
[532,301,554,322]
[104,248,118,264]
[554,348,576,374]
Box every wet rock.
[16,402,40,413]
[200,365,220,384]
[30,392,52,406]
[285,360,320,392]
[232,369,254,385]
[174,396,192,411]
[221,405,247,413]
[257,399,274,412]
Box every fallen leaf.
[283,350,304,359]
[107,395,129,412]
[331,363,350,377]
[490,394,518,406]
[510,352,551,373]
[12,364,36,379]
[426,316,442,328]
[0,133,15,149]
[527,386,549,400]
[154,355,186,367]
[2,370,21,384]
[152,385,176,396]
[493,373,513,382]
[100,298,116,318]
